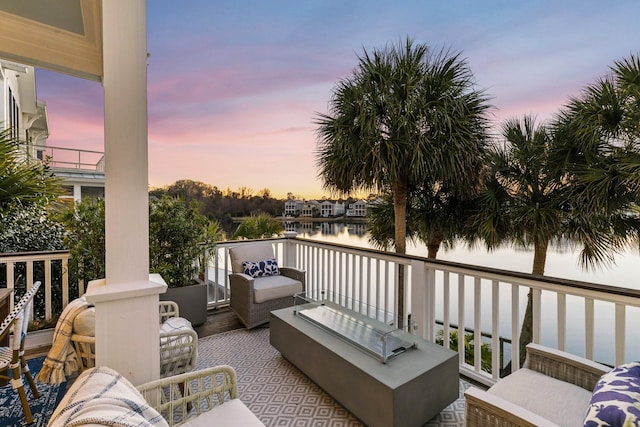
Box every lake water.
[290,221,640,290]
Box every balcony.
[27,145,105,173]
[3,237,640,423]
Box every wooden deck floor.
[194,306,244,337]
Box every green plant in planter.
[58,198,106,290]
[149,196,222,287]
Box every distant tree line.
[149,180,286,233]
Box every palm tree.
[0,128,61,211]
[472,112,639,366]
[469,115,572,364]
[315,37,491,324]
[549,53,640,263]
[368,186,475,259]
[233,212,284,240]
[472,115,569,274]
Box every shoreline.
[233,216,368,223]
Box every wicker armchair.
[71,301,198,377]
[229,243,305,329]
[50,365,263,427]
[137,365,264,426]
[464,343,610,427]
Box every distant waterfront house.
[346,200,368,217]
[2,59,105,207]
[301,200,320,217]
[320,200,345,217]
[284,199,304,217]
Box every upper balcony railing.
[4,237,640,387]
[22,144,105,172]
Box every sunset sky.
[35,0,639,199]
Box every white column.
[103,0,149,282]
[84,0,165,386]
[73,184,81,202]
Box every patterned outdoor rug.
[197,327,469,426]
[0,357,67,427]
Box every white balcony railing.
[211,237,640,386]
[0,250,72,321]
[5,238,640,387]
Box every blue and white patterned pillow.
[583,361,640,427]
[242,258,280,278]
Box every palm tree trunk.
[518,239,548,366]
[426,231,444,258]
[392,181,408,329]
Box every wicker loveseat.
[228,242,305,328]
[464,343,613,427]
[49,365,264,426]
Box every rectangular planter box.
[160,282,207,326]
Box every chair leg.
[11,362,34,424]
[21,355,40,398]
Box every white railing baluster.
[458,274,465,367]
[615,303,626,366]
[474,277,482,372]
[62,257,69,306]
[557,293,566,351]
[384,260,390,320]
[332,250,337,294]
[443,271,450,350]
[492,280,500,380]
[313,246,319,291]
[26,260,33,288]
[585,297,594,359]
[365,257,371,315]
[532,288,542,344]
[426,267,436,342]
[45,260,52,319]
[375,259,381,322]
[511,284,520,373]
[7,262,15,306]
[352,254,358,306]
[358,255,364,312]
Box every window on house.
[8,87,19,140]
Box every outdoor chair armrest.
[279,267,306,288]
[229,273,255,299]
[464,387,560,427]
[524,343,610,391]
[136,365,238,426]
[229,272,255,283]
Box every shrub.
[0,201,65,253]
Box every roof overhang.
[0,0,102,81]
